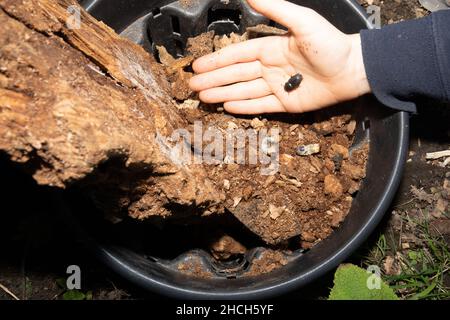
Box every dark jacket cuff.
[360,11,450,113]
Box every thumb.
[246,0,323,34]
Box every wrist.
[329,34,371,103]
[348,33,371,98]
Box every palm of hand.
[189,0,366,114]
[257,32,353,113]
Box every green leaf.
[85,290,93,300]
[63,290,86,300]
[408,251,418,261]
[409,281,437,300]
[329,264,399,300]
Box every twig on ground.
[443,157,450,167]
[0,282,20,300]
[394,199,414,208]
[426,150,450,160]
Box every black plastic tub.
[71,0,409,299]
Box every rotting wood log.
[0,0,225,220]
[0,0,369,247]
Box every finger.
[198,78,272,104]
[224,95,285,114]
[192,38,266,73]
[246,0,318,33]
[189,61,262,91]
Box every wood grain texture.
[0,0,224,220]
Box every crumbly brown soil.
[179,0,198,9]
[357,0,429,24]
[159,29,369,254]
[177,258,214,279]
[187,31,215,59]
[209,233,247,260]
[247,250,290,276]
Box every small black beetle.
[284,73,303,92]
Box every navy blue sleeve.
[360,10,450,113]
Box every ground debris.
[157,46,195,100]
[410,185,435,204]
[186,31,215,59]
[213,32,248,50]
[296,143,320,156]
[177,98,200,110]
[209,234,246,260]
[250,117,265,129]
[383,255,401,276]
[247,250,290,276]
[425,150,450,160]
[324,175,344,197]
[246,24,288,38]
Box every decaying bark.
[0,0,369,247]
[0,0,225,220]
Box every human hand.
[189,0,370,114]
